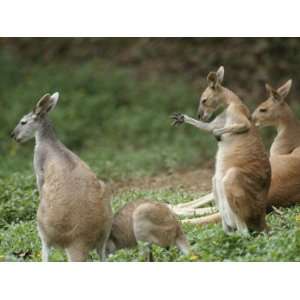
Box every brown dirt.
[112,167,213,195]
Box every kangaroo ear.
[207,72,217,88]
[265,83,273,96]
[207,66,224,88]
[277,79,292,100]
[34,92,59,116]
[216,66,224,83]
[265,83,281,102]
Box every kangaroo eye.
[20,120,27,125]
[202,99,207,104]
[259,108,267,113]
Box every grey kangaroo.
[11,93,112,261]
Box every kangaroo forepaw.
[171,112,185,127]
[212,128,223,141]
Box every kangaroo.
[252,79,300,209]
[171,66,271,234]
[106,199,190,261]
[11,93,112,261]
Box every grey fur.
[11,92,112,261]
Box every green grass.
[0,172,299,262]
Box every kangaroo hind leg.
[37,225,51,262]
[223,168,249,235]
[215,174,235,233]
[96,231,111,262]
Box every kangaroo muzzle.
[10,129,21,142]
[198,109,211,122]
[197,110,203,120]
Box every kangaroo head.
[198,66,225,122]
[11,92,59,143]
[252,80,292,127]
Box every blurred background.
[1,37,300,180]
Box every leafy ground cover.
[0,48,298,262]
[0,171,299,262]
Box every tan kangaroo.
[106,199,189,261]
[172,66,271,234]
[252,79,300,209]
[11,93,112,261]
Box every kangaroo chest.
[34,144,47,194]
[215,139,231,177]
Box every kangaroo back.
[133,201,189,253]
[107,200,189,255]
[38,147,112,248]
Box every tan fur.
[172,66,271,233]
[252,79,300,209]
[37,149,112,259]
[107,200,189,256]
[214,92,270,232]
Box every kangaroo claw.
[171,113,185,126]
